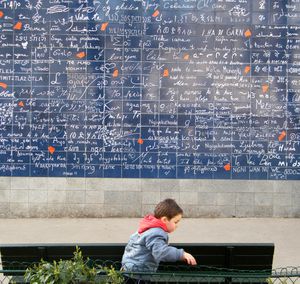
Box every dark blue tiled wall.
[0,0,299,179]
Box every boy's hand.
[182,252,197,265]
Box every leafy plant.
[24,247,124,284]
[101,266,124,284]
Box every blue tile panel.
[0,0,299,180]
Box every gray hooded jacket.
[121,227,184,272]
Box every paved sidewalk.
[0,218,299,268]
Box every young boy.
[121,199,197,272]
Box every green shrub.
[24,247,124,284]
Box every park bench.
[0,243,274,283]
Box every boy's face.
[164,214,182,233]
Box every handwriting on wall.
[0,0,300,179]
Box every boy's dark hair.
[154,199,183,219]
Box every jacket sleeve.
[145,230,184,263]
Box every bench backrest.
[0,243,274,271]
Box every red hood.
[138,214,168,234]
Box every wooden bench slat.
[0,243,274,276]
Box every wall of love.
[0,0,300,179]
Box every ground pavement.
[0,218,299,268]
